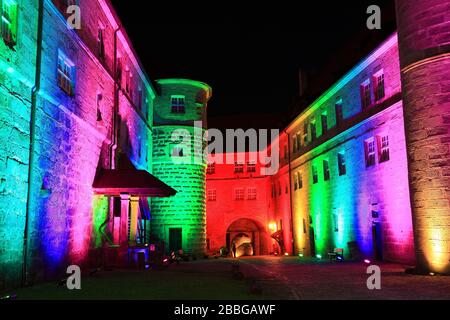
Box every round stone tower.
[396,0,450,273]
[151,79,212,257]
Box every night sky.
[110,1,396,129]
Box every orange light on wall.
[268,222,277,233]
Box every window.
[137,88,143,110]
[294,173,298,190]
[323,160,330,181]
[247,161,256,173]
[293,136,298,153]
[333,213,339,232]
[284,145,288,160]
[235,188,244,200]
[171,95,185,114]
[310,122,317,141]
[172,147,184,157]
[125,67,131,93]
[298,172,303,189]
[296,134,302,151]
[373,71,385,101]
[271,184,275,198]
[303,123,308,145]
[338,152,346,176]
[207,162,215,174]
[312,164,318,184]
[1,0,18,46]
[57,51,75,96]
[116,57,123,81]
[321,113,328,135]
[365,138,376,167]
[335,99,343,126]
[247,187,257,200]
[97,26,105,60]
[207,189,216,201]
[378,135,390,162]
[234,162,244,173]
[360,81,372,109]
[302,218,306,234]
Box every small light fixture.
[364,259,371,265]
[284,252,289,256]
[298,253,304,258]
[316,254,322,259]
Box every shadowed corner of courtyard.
[10,256,450,300]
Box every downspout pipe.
[23,0,44,286]
[109,25,121,170]
[284,129,296,255]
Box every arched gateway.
[226,218,269,257]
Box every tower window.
[247,187,257,200]
[338,152,346,176]
[235,188,244,200]
[365,138,376,167]
[373,71,385,101]
[207,162,215,174]
[57,51,75,96]
[207,189,217,201]
[360,80,372,109]
[171,95,185,114]
[247,161,256,173]
[323,160,330,181]
[298,172,303,189]
[312,164,318,184]
[378,135,390,162]
[1,0,18,47]
[234,162,244,173]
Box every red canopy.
[93,154,176,197]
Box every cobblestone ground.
[9,256,450,300]
[237,256,450,300]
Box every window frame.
[1,0,18,47]
[57,50,76,96]
[378,134,390,163]
[365,138,376,167]
[360,80,372,109]
[171,95,186,114]
[338,152,346,176]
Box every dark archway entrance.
[226,218,268,257]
